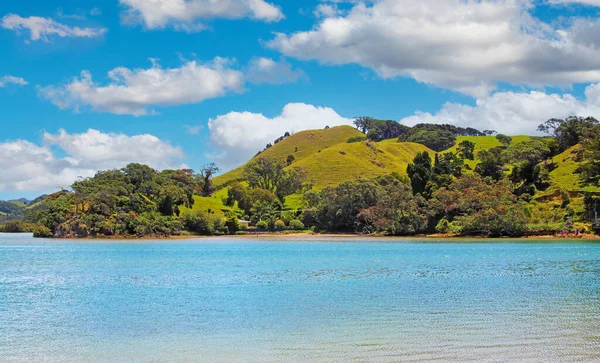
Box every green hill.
[203,126,599,214]
[213,125,364,187]
[294,140,433,189]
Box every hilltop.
[3,117,599,238]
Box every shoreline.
[4,231,598,242]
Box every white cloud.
[268,0,600,97]
[119,0,283,30]
[314,4,342,18]
[0,129,184,192]
[400,83,600,135]
[246,57,305,85]
[0,75,28,88]
[1,14,107,42]
[208,102,352,169]
[40,57,303,116]
[39,58,245,116]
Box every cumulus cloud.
[39,57,302,115]
[1,14,107,42]
[246,57,305,85]
[119,0,283,31]
[208,102,353,168]
[0,75,28,88]
[39,58,245,116]
[400,83,600,135]
[268,0,600,97]
[0,129,184,192]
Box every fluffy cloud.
[39,57,302,116]
[39,58,245,116]
[119,0,283,30]
[268,0,600,97]
[313,4,342,18]
[0,75,27,88]
[1,14,107,42]
[246,57,305,85]
[208,102,352,168]
[400,83,600,135]
[0,129,184,192]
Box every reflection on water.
[1,234,599,362]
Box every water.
[1,233,599,362]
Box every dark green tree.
[407,151,433,195]
[457,140,475,160]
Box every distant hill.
[213,125,364,187]
[207,125,599,212]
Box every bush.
[225,215,239,234]
[435,218,450,234]
[32,225,53,238]
[180,210,225,235]
[274,220,286,230]
[288,220,305,230]
[255,220,269,230]
[347,136,367,143]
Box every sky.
[1,0,600,200]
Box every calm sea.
[1,233,599,362]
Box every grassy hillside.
[207,126,598,213]
[539,146,600,196]
[294,141,433,189]
[213,125,363,187]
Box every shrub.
[435,218,450,233]
[274,220,286,230]
[255,220,269,230]
[225,215,239,234]
[32,225,53,238]
[347,136,367,143]
[180,210,225,235]
[288,219,305,230]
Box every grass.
[538,145,600,196]
[213,125,364,187]
[293,140,433,189]
[181,188,237,218]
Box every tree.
[356,184,428,235]
[538,116,599,153]
[431,174,528,237]
[578,125,600,186]
[457,140,475,160]
[200,163,219,196]
[474,149,504,182]
[496,134,512,148]
[503,139,551,194]
[353,116,376,133]
[403,129,456,152]
[407,151,433,195]
[244,158,305,202]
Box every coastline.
[6,231,598,242]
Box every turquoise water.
[1,234,600,362]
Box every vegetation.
[3,116,599,239]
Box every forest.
[1,116,599,238]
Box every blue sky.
[1,0,600,199]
